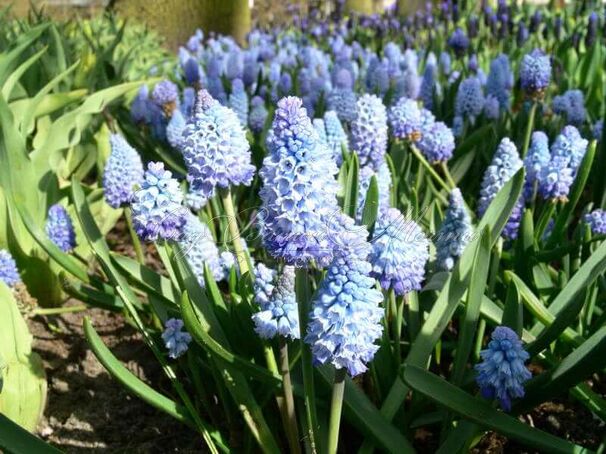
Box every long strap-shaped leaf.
[0,413,61,454]
[70,179,219,454]
[403,365,591,454]
[360,170,524,453]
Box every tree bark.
[200,0,251,46]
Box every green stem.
[520,102,537,159]
[34,305,87,315]
[327,368,346,454]
[125,207,145,264]
[280,339,301,454]
[219,188,250,276]
[295,267,318,454]
[535,201,556,241]
[439,162,457,189]
[410,144,452,192]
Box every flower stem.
[280,338,301,454]
[34,305,87,316]
[440,162,457,189]
[295,267,319,454]
[520,102,537,159]
[327,368,346,454]
[410,144,452,192]
[219,188,250,276]
[125,207,145,264]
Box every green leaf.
[2,46,46,100]
[403,365,590,454]
[0,413,61,454]
[361,175,379,235]
[83,317,195,428]
[343,152,359,218]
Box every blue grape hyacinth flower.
[305,214,384,376]
[475,326,531,411]
[0,249,20,287]
[593,120,603,141]
[324,110,348,165]
[229,78,249,126]
[552,89,586,126]
[177,213,224,287]
[327,86,358,124]
[180,90,255,206]
[538,156,574,202]
[436,188,473,271]
[584,210,606,235]
[357,160,391,220]
[46,204,76,253]
[162,318,192,359]
[259,96,340,267]
[252,263,300,340]
[369,207,430,295]
[152,80,179,114]
[455,77,484,124]
[550,125,588,172]
[520,49,551,98]
[131,162,186,242]
[523,131,550,199]
[166,109,187,150]
[388,97,422,141]
[351,94,388,170]
[486,54,513,111]
[417,121,455,163]
[448,27,470,57]
[103,135,145,209]
[248,96,268,134]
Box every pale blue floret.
[166,110,187,149]
[388,97,422,140]
[46,204,76,253]
[475,326,531,411]
[0,249,20,287]
[455,77,484,123]
[162,318,192,359]
[229,78,249,126]
[520,48,551,95]
[584,210,606,235]
[350,94,388,170]
[436,188,473,271]
[252,263,300,340]
[324,110,348,165]
[417,121,455,163]
[103,134,145,209]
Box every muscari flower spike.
[350,94,388,170]
[475,326,531,411]
[259,96,340,267]
[252,263,299,340]
[357,160,391,220]
[180,90,255,206]
[369,207,430,296]
[520,48,551,98]
[162,318,192,359]
[455,77,485,124]
[417,120,455,163]
[305,214,384,377]
[436,188,473,271]
[177,212,224,287]
[313,119,328,146]
[584,210,606,235]
[152,80,179,114]
[388,97,422,141]
[249,96,268,134]
[448,27,470,57]
[131,162,186,242]
[324,110,348,165]
[46,204,76,253]
[486,54,512,111]
[166,109,187,150]
[593,120,603,141]
[523,131,550,199]
[0,249,20,287]
[229,78,249,126]
[552,89,586,126]
[550,125,588,173]
[327,86,358,124]
[103,134,145,209]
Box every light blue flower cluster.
[252,263,299,340]
[0,249,20,287]
[180,90,255,206]
[327,86,358,124]
[249,96,268,134]
[46,204,76,253]
[584,210,606,235]
[166,110,187,149]
[177,213,224,287]
[486,54,513,111]
[436,188,473,271]
[323,110,348,164]
[475,326,531,411]
[229,79,249,126]
[103,134,144,209]
[305,214,384,376]
[162,318,192,359]
[417,120,455,163]
[350,94,388,169]
[152,80,179,111]
[388,97,422,141]
[259,96,340,267]
[550,125,588,171]
[369,207,430,295]
[520,48,551,96]
[131,162,186,242]
[448,27,469,56]
[420,60,438,111]
[523,131,551,199]
[552,89,586,125]
[477,138,523,218]
[593,120,603,141]
[455,77,484,124]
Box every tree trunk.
[200,0,251,46]
[345,0,374,15]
